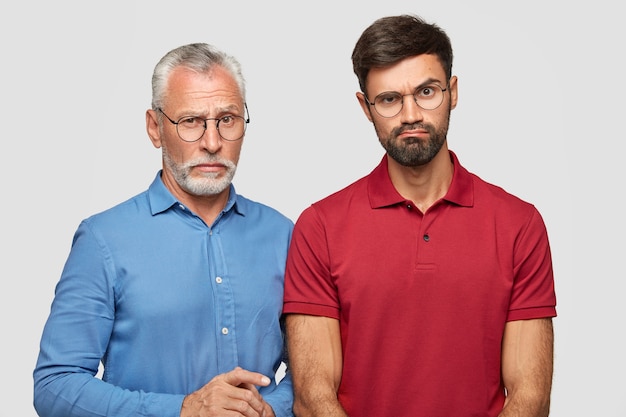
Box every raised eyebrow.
[414,78,445,90]
[376,78,444,97]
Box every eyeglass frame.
[364,83,449,118]
[156,103,250,142]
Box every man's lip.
[195,163,224,171]
[398,129,428,138]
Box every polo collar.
[367,150,474,209]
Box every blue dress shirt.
[34,171,294,417]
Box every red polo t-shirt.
[283,150,556,417]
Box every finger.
[190,381,265,417]
[220,367,271,388]
[226,386,266,417]
[238,381,260,396]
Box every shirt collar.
[367,150,474,209]
[147,170,245,216]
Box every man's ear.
[146,109,162,149]
[356,92,374,123]
[448,75,458,110]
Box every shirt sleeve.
[33,221,185,417]
[283,205,340,319]
[507,207,557,321]
[262,370,294,417]
[260,315,294,417]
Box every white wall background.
[1,1,622,416]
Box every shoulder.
[312,175,370,212]
[235,193,294,229]
[87,189,150,221]
[467,172,550,242]
[451,151,537,215]
[79,190,152,237]
[292,175,370,234]
[472,172,538,214]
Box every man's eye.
[377,94,401,106]
[180,116,201,126]
[220,116,234,125]
[419,87,435,97]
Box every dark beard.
[376,109,450,167]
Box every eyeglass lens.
[372,85,446,117]
[177,116,247,142]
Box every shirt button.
[215,277,223,284]
[423,234,430,242]
[407,204,412,210]
[221,327,229,335]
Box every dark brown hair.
[351,14,453,94]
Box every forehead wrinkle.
[171,90,243,118]
[166,66,244,117]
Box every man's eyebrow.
[215,104,244,114]
[414,77,444,89]
[182,103,242,117]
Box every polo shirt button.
[216,276,223,284]
[221,327,229,335]
[423,234,430,242]
[407,204,412,210]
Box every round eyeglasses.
[365,84,448,118]
[157,104,250,142]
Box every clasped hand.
[180,366,275,417]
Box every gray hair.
[151,43,246,110]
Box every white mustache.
[183,156,236,170]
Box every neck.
[184,191,230,226]
[160,171,231,225]
[387,148,454,213]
